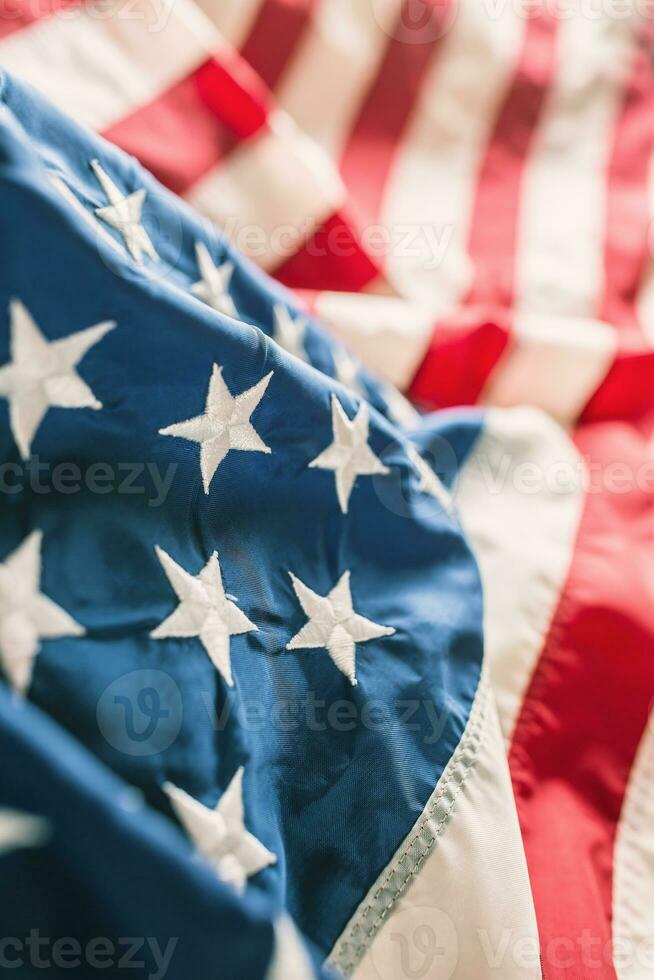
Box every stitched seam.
[612,726,654,947]
[327,675,490,976]
[330,680,488,974]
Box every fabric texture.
[2,3,654,978]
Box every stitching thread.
[327,675,490,976]
[612,724,654,950]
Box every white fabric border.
[612,715,654,980]
[454,406,585,741]
[328,667,542,980]
[328,674,491,976]
[266,916,316,980]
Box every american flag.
[1,3,653,979]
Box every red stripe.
[239,0,317,92]
[194,53,271,139]
[581,340,654,423]
[102,57,269,197]
[466,10,558,307]
[408,305,509,409]
[103,68,236,197]
[408,12,558,407]
[268,1,453,288]
[338,0,452,228]
[508,420,654,979]
[555,37,654,424]
[274,209,383,290]
[599,37,654,332]
[0,0,81,39]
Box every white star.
[407,445,453,514]
[191,242,237,318]
[309,395,389,514]
[0,808,50,857]
[286,570,395,685]
[164,768,276,892]
[0,300,114,460]
[273,305,308,362]
[91,159,158,264]
[0,530,85,694]
[151,546,256,687]
[333,347,366,397]
[159,364,273,494]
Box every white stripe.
[0,0,215,131]
[481,312,617,424]
[613,714,654,980]
[455,407,585,740]
[186,113,345,272]
[314,292,434,390]
[275,0,403,159]
[380,1,523,311]
[194,0,265,49]
[515,14,633,320]
[330,675,541,980]
[266,916,315,980]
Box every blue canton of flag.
[0,71,485,979]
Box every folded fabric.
[0,71,539,978]
[4,6,654,975]
[3,0,654,425]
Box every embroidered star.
[309,394,389,514]
[151,547,256,687]
[0,300,114,460]
[191,242,237,318]
[0,530,85,694]
[0,809,50,857]
[333,347,366,397]
[273,305,308,361]
[164,768,276,892]
[159,365,273,494]
[286,570,395,685]
[407,445,453,514]
[91,159,158,264]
